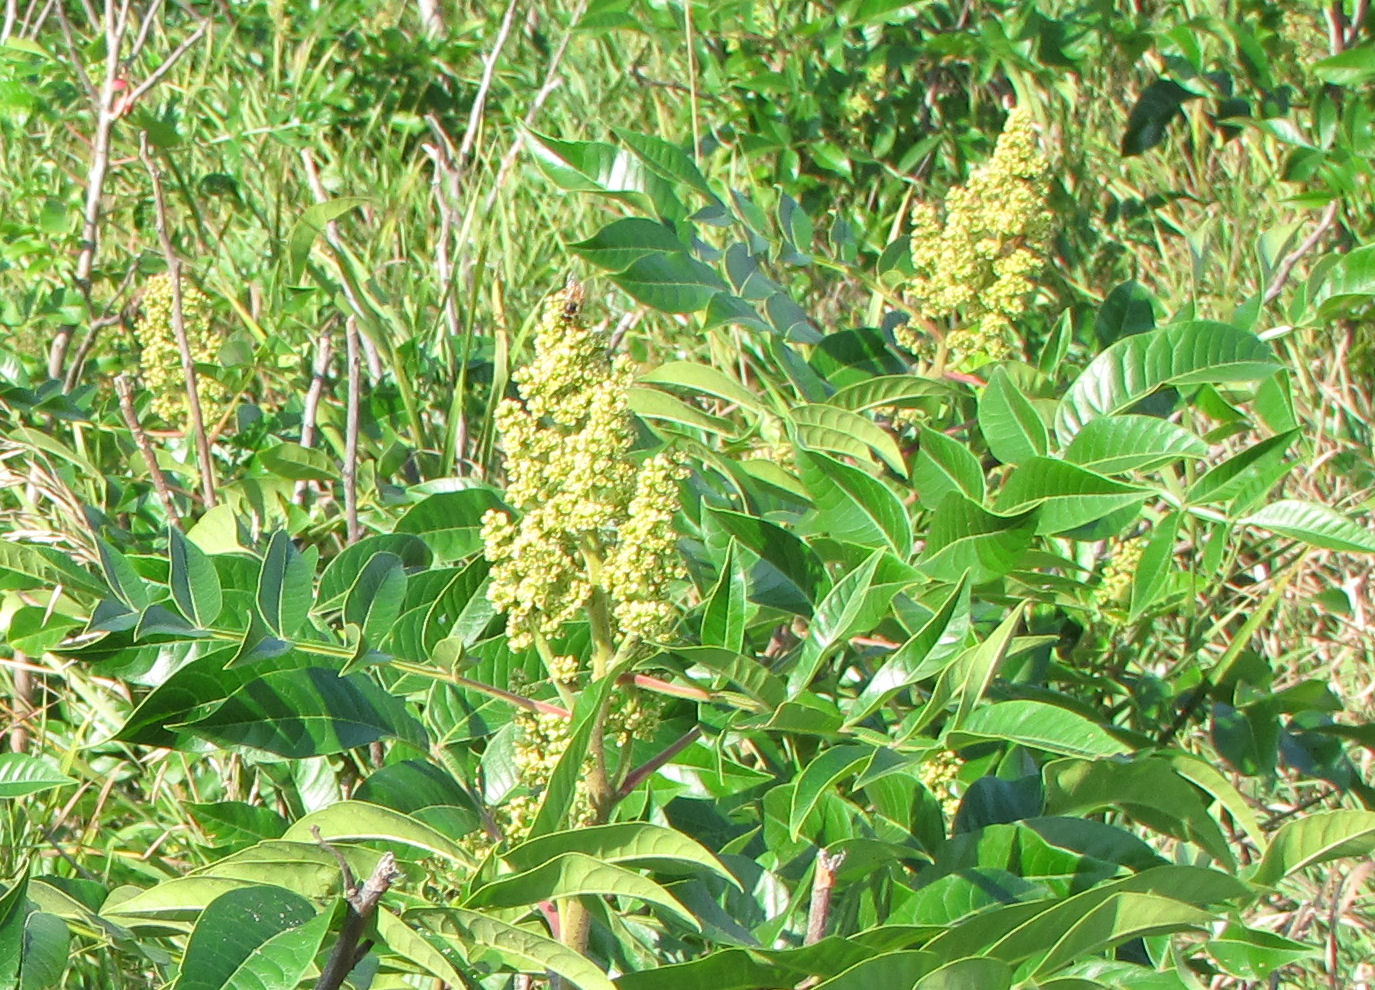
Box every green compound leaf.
[913,427,985,510]
[846,575,969,726]
[945,700,1130,758]
[182,668,428,758]
[1249,810,1375,887]
[707,508,829,613]
[1054,321,1279,444]
[97,539,152,612]
[169,885,329,990]
[827,374,961,413]
[1063,415,1207,475]
[464,852,697,929]
[979,367,1048,465]
[0,542,108,598]
[394,489,505,563]
[639,360,767,414]
[1027,891,1213,978]
[523,129,679,215]
[257,442,339,483]
[918,494,1037,584]
[791,404,906,475]
[0,865,29,989]
[316,534,431,609]
[1187,431,1297,508]
[255,531,311,638]
[1205,923,1317,981]
[342,552,407,647]
[614,938,876,990]
[787,550,891,695]
[609,252,727,313]
[1043,756,1235,869]
[0,754,75,798]
[169,526,223,628]
[789,745,876,840]
[569,217,686,272]
[813,951,944,990]
[798,449,913,556]
[1240,499,1375,553]
[994,458,1150,535]
[504,823,736,885]
[613,127,718,201]
[700,540,748,653]
[282,801,471,864]
[410,907,617,990]
[20,910,69,990]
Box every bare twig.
[416,0,443,36]
[453,0,520,182]
[342,315,362,545]
[139,132,217,508]
[481,0,588,216]
[48,2,208,383]
[124,15,208,106]
[421,120,467,471]
[49,1,120,379]
[8,656,32,754]
[310,825,356,891]
[298,150,384,379]
[114,374,182,527]
[1263,200,1340,305]
[1328,861,1373,990]
[65,263,140,389]
[293,328,335,507]
[312,827,401,990]
[804,850,846,945]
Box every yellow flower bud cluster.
[898,107,1052,365]
[482,282,686,650]
[1099,536,1146,606]
[134,272,228,423]
[607,691,663,747]
[918,749,963,821]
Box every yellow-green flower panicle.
[134,272,228,424]
[481,281,686,651]
[1100,536,1147,607]
[899,107,1053,367]
[603,452,686,643]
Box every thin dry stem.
[114,374,182,527]
[138,132,217,508]
[343,316,362,545]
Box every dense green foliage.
[2,0,1375,987]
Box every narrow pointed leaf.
[1241,500,1375,553]
[913,427,984,509]
[169,527,223,628]
[799,450,913,555]
[980,367,1048,465]
[256,532,311,638]
[1055,321,1279,443]
[465,852,696,928]
[1250,811,1375,887]
[170,886,328,990]
[282,801,471,863]
[183,668,427,757]
[946,701,1130,758]
[411,907,617,990]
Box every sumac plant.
[2,12,1375,988]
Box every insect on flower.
[561,275,585,321]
